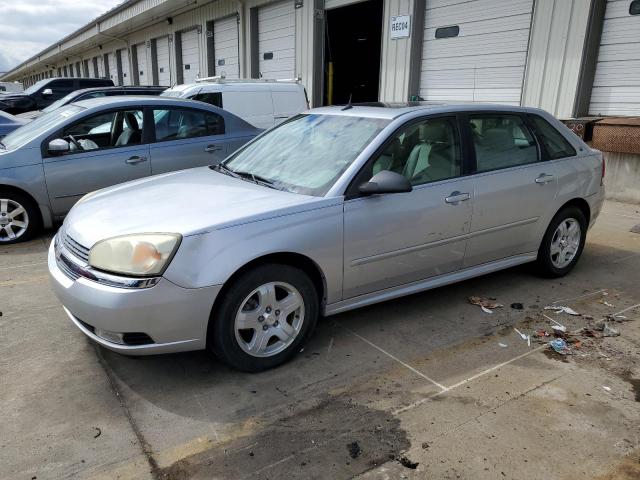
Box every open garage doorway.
[323,0,382,105]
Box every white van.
[162,78,309,130]
[0,82,24,94]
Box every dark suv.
[0,78,114,115]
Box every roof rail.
[194,75,301,84]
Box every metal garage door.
[589,0,640,115]
[258,0,295,79]
[119,48,131,85]
[180,28,201,84]
[156,36,172,86]
[108,53,117,83]
[419,0,534,104]
[214,16,240,79]
[136,43,149,85]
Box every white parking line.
[601,210,640,220]
[612,252,640,264]
[550,288,607,305]
[338,322,448,391]
[0,261,47,271]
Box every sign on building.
[390,15,410,40]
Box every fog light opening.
[94,328,126,345]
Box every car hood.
[63,167,334,248]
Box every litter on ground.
[469,296,503,313]
[544,306,580,316]
[549,338,572,355]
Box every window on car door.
[152,108,225,141]
[526,115,577,160]
[469,114,538,172]
[366,117,461,186]
[61,109,144,151]
[149,107,228,174]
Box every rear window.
[527,115,576,160]
[192,92,223,108]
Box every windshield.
[1,106,84,150]
[224,114,389,196]
[22,79,50,96]
[43,91,78,113]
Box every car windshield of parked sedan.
[0,105,84,150]
[223,114,389,196]
[42,92,79,113]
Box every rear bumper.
[587,186,605,229]
[48,240,221,355]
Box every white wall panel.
[419,0,534,104]
[214,16,240,79]
[181,28,201,83]
[258,0,296,79]
[589,0,640,115]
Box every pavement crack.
[94,344,160,479]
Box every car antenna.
[341,94,353,111]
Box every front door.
[43,108,150,215]
[343,116,473,299]
[148,106,230,174]
[462,113,558,267]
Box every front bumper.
[48,240,221,355]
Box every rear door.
[462,112,557,267]
[43,107,150,215]
[271,85,306,124]
[148,106,230,174]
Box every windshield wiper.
[212,163,278,189]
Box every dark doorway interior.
[323,0,383,105]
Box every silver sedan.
[0,96,260,243]
[49,103,605,371]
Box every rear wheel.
[0,192,40,244]
[536,206,587,277]
[208,264,319,372]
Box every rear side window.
[152,108,225,141]
[469,114,538,172]
[192,92,223,108]
[527,115,576,160]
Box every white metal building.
[1,0,639,118]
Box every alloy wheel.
[234,281,305,358]
[550,218,581,268]
[0,198,29,243]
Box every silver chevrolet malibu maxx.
[49,103,605,371]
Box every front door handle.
[445,192,471,204]
[205,145,223,153]
[535,174,555,184]
[125,155,148,165]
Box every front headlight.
[89,233,181,276]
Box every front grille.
[63,234,90,262]
[58,256,81,281]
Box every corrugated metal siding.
[419,0,534,104]
[379,0,415,102]
[258,0,296,79]
[589,0,640,116]
[521,0,591,118]
[214,16,241,78]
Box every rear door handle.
[205,145,223,153]
[445,192,471,204]
[125,156,147,165]
[535,174,555,184]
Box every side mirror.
[42,88,53,96]
[48,138,70,155]
[359,170,412,196]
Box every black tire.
[536,206,587,278]
[208,263,319,372]
[0,190,41,245]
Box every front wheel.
[208,264,319,372]
[536,206,587,277]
